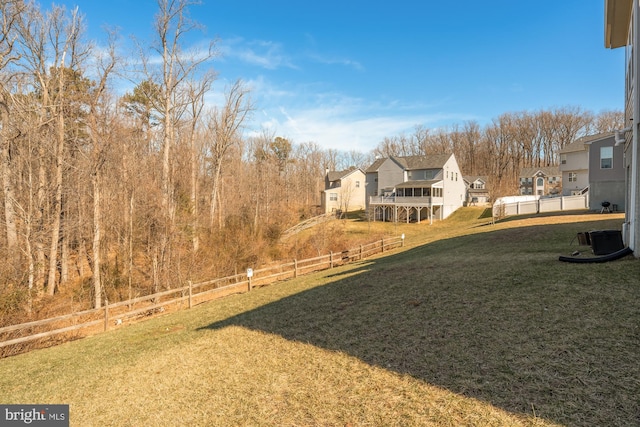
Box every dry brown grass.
[0,208,637,426]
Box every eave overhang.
[605,0,633,49]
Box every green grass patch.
[0,209,638,426]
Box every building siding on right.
[587,135,625,211]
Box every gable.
[392,154,451,170]
[327,168,364,183]
[519,166,561,178]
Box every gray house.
[559,132,625,211]
[605,0,640,255]
[585,133,625,211]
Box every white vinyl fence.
[493,194,589,219]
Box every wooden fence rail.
[0,235,404,355]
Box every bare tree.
[143,0,216,288]
[593,109,625,133]
[182,73,215,252]
[84,30,118,308]
[15,4,90,295]
[205,79,252,229]
[0,0,25,260]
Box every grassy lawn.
[0,208,638,426]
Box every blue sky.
[55,0,624,152]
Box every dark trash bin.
[589,230,624,255]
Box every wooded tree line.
[372,108,624,197]
[0,0,342,318]
[0,0,624,319]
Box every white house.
[320,168,366,214]
[463,176,490,205]
[365,154,466,223]
[559,137,591,196]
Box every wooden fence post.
[381,238,384,253]
[247,268,254,292]
[360,244,363,260]
[103,299,109,332]
[188,281,193,309]
[330,251,333,268]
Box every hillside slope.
[0,210,637,427]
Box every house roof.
[395,179,442,188]
[327,168,362,182]
[559,140,587,154]
[366,154,451,172]
[519,166,560,178]
[391,154,451,170]
[559,133,616,154]
[365,158,386,173]
[605,0,632,49]
[463,175,487,184]
[580,132,615,145]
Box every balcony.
[369,196,443,206]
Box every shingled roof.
[365,158,386,173]
[560,132,615,154]
[519,166,560,178]
[326,168,362,182]
[366,154,451,172]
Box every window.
[568,172,577,182]
[536,177,544,187]
[355,181,360,188]
[560,154,567,165]
[601,146,613,169]
[329,193,337,201]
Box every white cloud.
[306,52,364,71]
[219,37,297,70]
[244,83,472,153]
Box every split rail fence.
[0,235,404,356]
